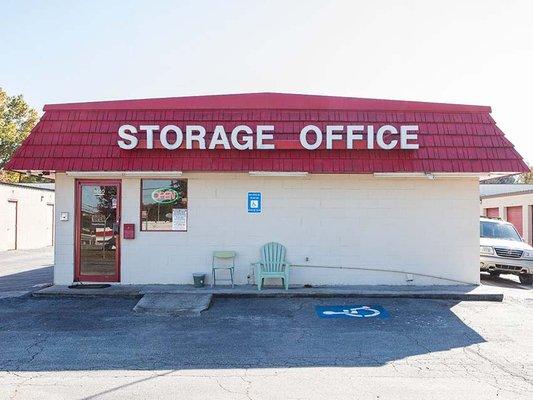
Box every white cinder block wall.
[0,183,55,251]
[54,173,480,286]
[53,174,75,284]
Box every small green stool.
[212,251,236,288]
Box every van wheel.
[519,274,533,285]
[489,271,500,277]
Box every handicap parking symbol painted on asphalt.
[315,305,388,319]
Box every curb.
[210,292,504,302]
[32,289,504,302]
[32,292,142,299]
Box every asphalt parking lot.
[1,294,532,399]
[0,247,53,298]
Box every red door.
[75,180,121,282]
[506,206,523,237]
[485,207,499,218]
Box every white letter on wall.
[209,125,231,149]
[139,125,159,149]
[300,125,323,150]
[326,125,344,149]
[186,125,207,149]
[231,125,254,150]
[400,125,419,149]
[376,125,398,150]
[118,125,138,150]
[160,125,183,150]
[346,125,364,150]
[256,125,275,149]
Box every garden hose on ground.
[291,264,478,285]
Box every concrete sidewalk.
[34,283,505,301]
[133,293,213,316]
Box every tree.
[516,167,533,184]
[481,164,533,185]
[480,174,517,184]
[0,87,38,182]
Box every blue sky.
[3,0,532,163]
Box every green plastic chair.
[212,251,235,288]
[252,242,291,290]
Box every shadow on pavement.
[0,266,53,293]
[0,296,486,371]
[480,272,533,291]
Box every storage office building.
[5,93,528,286]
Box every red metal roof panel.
[5,93,527,174]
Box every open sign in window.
[140,179,188,231]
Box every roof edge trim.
[42,92,492,113]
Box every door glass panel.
[79,184,118,277]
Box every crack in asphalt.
[464,344,532,388]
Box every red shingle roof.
[5,92,528,174]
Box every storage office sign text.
[117,124,419,151]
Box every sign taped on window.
[172,209,187,231]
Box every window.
[141,179,188,231]
[480,221,521,242]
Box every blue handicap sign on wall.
[316,305,389,319]
[247,192,262,213]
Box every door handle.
[112,222,120,234]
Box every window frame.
[139,178,188,232]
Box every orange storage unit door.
[485,207,499,218]
[506,206,523,236]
